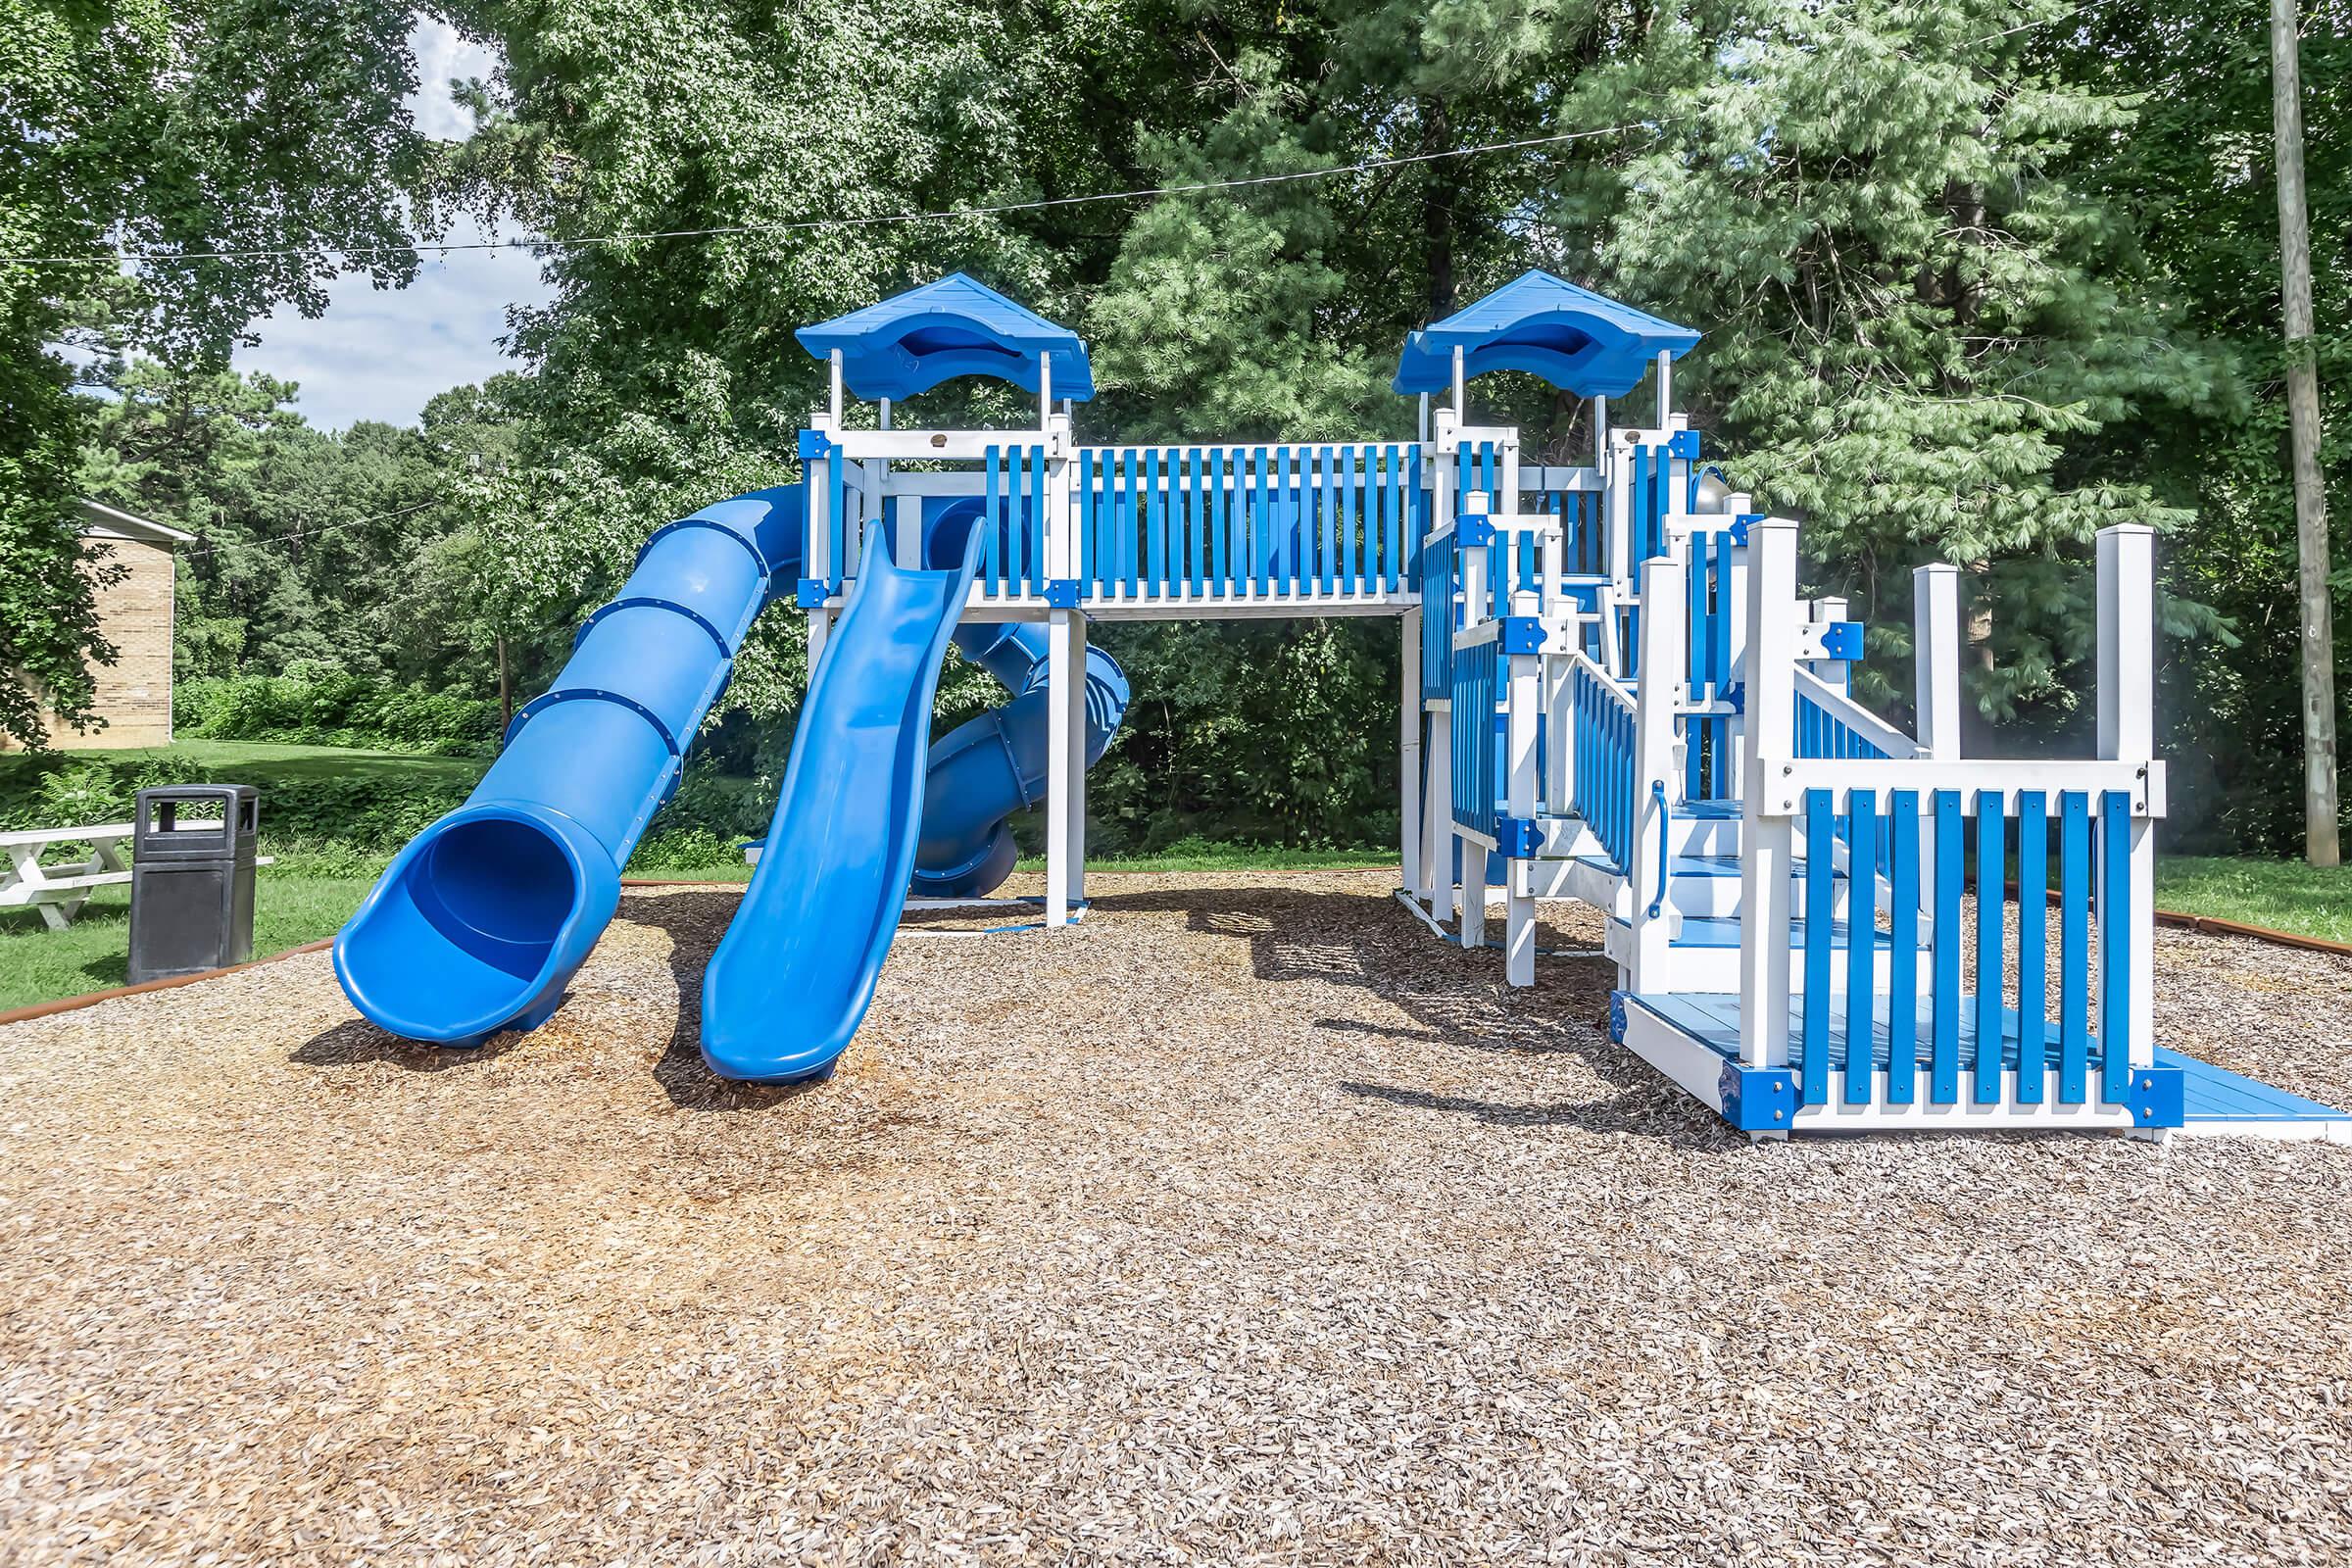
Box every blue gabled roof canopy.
[1392,270,1699,400]
[796,272,1096,404]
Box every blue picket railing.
[1570,661,1639,871]
[1449,636,1500,842]
[1795,690,1893,761]
[977,444,1050,599]
[1793,786,2137,1110]
[1419,525,1456,702]
[1528,485,1604,578]
[1077,443,1422,600]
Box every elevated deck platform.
[1615,991,2352,1141]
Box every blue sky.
[230,20,552,431]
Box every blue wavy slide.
[334,485,1128,1080]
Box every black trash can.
[127,785,259,983]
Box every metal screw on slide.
[1646,779,1670,920]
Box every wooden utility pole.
[2272,0,2339,865]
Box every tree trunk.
[497,634,512,737]
[2271,0,2340,865]
[1420,96,1454,319]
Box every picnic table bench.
[0,822,134,931]
[0,821,274,931]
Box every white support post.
[1629,556,1687,992]
[2097,523,2158,1067]
[807,607,832,676]
[1739,520,1800,1067]
[1654,350,1672,428]
[1039,352,1053,432]
[1913,565,1962,760]
[1418,393,1432,445]
[1401,612,1423,894]
[1544,656,1573,815]
[1604,434,1634,604]
[878,397,892,431]
[1046,608,1077,928]
[1451,345,1467,416]
[1421,707,1454,910]
[1460,830,1490,950]
[1811,595,1851,692]
[894,495,920,570]
[1592,396,1609,471]
[828,349,844,424]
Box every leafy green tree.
[2047,0,2348,850]
[1,0,422,746]
[1575,0,2233,727]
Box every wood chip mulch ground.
[3,871,2349,1566]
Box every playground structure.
[330,270,2348,1140]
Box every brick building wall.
[4,502,188,752]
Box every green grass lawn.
[2154,856,2352,945]
[0,856,382,1011]
[0,737,487,793]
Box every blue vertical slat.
[982,445,1003,594]
[2099,790,2132,1104]
[1143,449,1163,597]
[1118,449,1138,596]
[1316,446,1334,593]
[1887,792,1920,1104]
[1027,444,1046,593]
[2058,791,2090,1103]
[1844,792,1879,1104]
[1930,790,1962,1103]
[1974,790,2004,1104]
[1247,448,1265,593]
[2016,791,2048,1103]
[1801,791,1836,1105]
[1189,448,1207,592]
[1279,446,1298,594]
[1207,448,1227,592]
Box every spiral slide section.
[698,524,987,1084]
[912,621,1129,898]
[332,488,804,1048]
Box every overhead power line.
[179,498,441,559]
[1,121,1664,270]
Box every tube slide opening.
[416,817,577,978]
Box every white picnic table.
[0,822,134,931]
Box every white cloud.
[232,19,551,430]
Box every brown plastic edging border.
[0,938,334,1027]
[12,875,2338,1029]
[2152,907,2352,956]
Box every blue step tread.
[1626,992,2351,1125]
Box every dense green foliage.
[0,0,428,746]
[8,0,2345,854]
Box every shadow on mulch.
[1079,882,1738,1149]
[616,890,826,1116]
[292,1017,523,1072]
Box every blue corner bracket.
[1718,1061,1799,1133]
[2126,1065,2187,1129]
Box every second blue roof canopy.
[797,272,1096,404]
[1393,270,1698,400]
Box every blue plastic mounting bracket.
[1499,616,1544,656]
[1608,990,1630,1045]
[1045,579,1081,609]
[1730,514,1766,547]
[1823,621,1865,661]
[2125,1066,2186,1129]
[1723,681,1746,714]
[1668,429,1702,461]
[795,578,832,610]
[1496,815,1541,859]
[1458,514,1496,548]
[1718,1061,1799,1132]
[797,429,836,462]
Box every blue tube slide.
[907,495,1130,898]
[699,523,986,1083]
[332,487,804,1047]
[912,621,1130,898]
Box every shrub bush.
[174,675,500,754]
